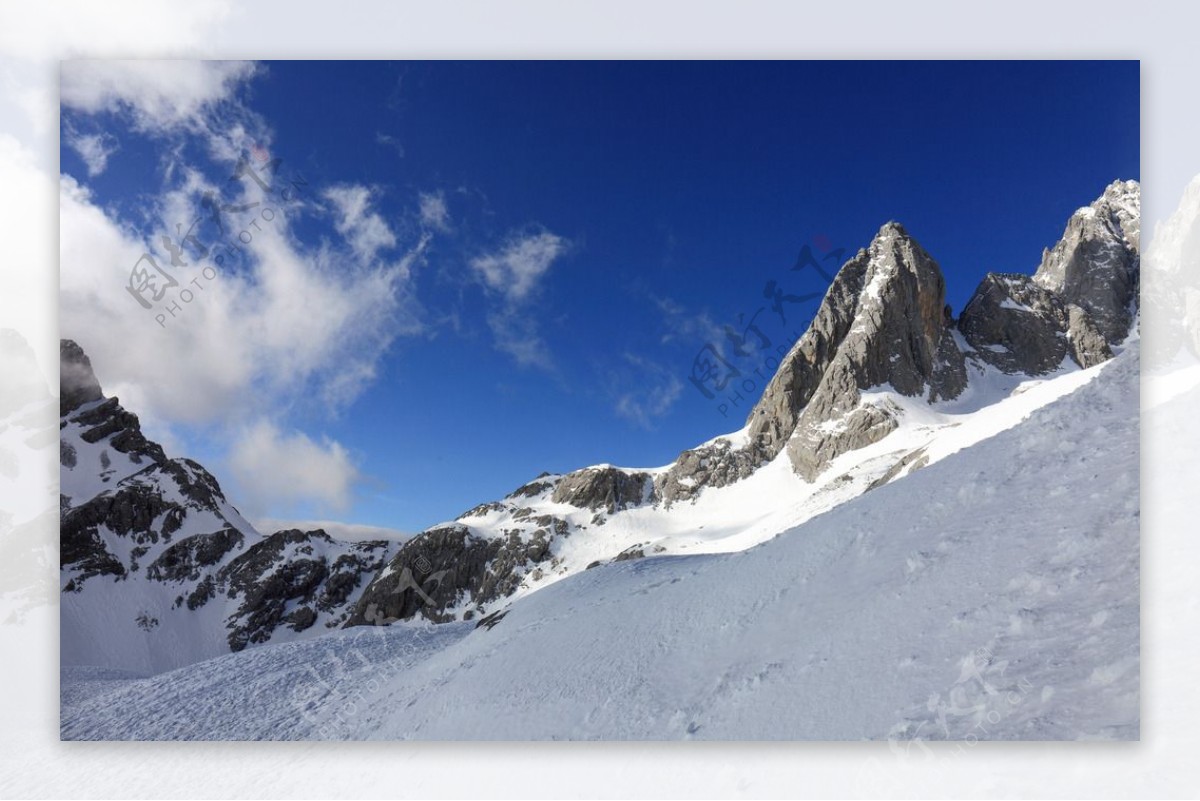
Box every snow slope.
[61,345,1139,740]
[442,350,1118,613]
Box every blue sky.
[59,60,1139,533]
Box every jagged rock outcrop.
[661,221,968,492]
[217,529,392,650]
[959,273,1112,374]
[551,466,655,513]
[346,507,572,626]
[1033,179,1140,343]
[657,255,871,503]
[784,223,967,480]
[346,524,504,625]
[959,180,1138,374]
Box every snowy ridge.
[389,350,1115,621]
[60,344,1139,740]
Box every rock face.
[551,466,655,513]
[960,180,1138,374]
[661,221,968,492]
[784,223,967,480]
[216,529,392,651]
[959,273,1112,374]
[1033,179,1141,342]
[346,507,573,626]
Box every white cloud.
[470,230,569,367]
[58,173,421,426]
[64,130,117,177]
[228,420,358,514]
[470,230,568,303]
[418,191,450,232]
[60,60,267,170]
[612,353,684,429]
[324,184,397,263]
[60,60,259,132]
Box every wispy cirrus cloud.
[375,131,405,158]
[324,184,398,264]
[418,190,450,232]
[64,129,117,177]
[470,229,570,367]
[611,353,683,429]
[653,294,728,356]
[471,230,568,303]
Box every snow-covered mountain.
[59,340,401,672]
[344,179,1140,629]
[59,328,1141,741]
[60,180,1141,703]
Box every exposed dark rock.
[613,544,646,562]
[960,273,1072,374]
[347,524,504,625]
[219,529,333,652]
[346,511,572,627]
[285,606,317,632]
[459,500,509,518]
[657,438,764,505]
[213,529,392,651]
[60,440,77,468]
[866,447,931,491]
[782,223,966,480]
[507,474,557,499]
[960,272,1115,375]
[551,466,654,513]
[59,339,403,657]
[68,396,165,464]
[146,528,245,583]
[1034,179,1140,343]
[59,523,125,586]
[475,609,508,630]
[186,575,215,610]
[1066,304,1115,368]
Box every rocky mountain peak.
[1033,179,1140,342]
[60,339,103,417]
[780,222,966,480]
[845,220,964,397]
[962,180,1140,375]
[656,220,968,498]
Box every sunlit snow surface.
[61,346,1139,740]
